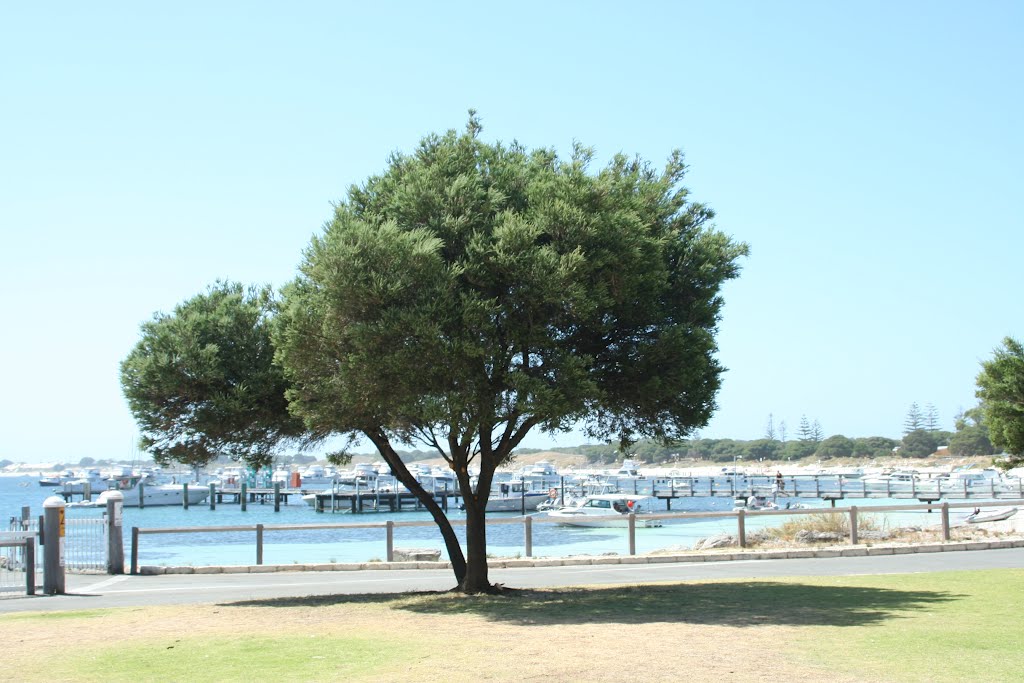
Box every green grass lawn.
[4,568,1021,682]
[787,569,1024,682]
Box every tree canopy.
[120,281,310,469]
[976,336,1024,465]
[272,114,748,591]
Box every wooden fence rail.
[129,498,1024,574]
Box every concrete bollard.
[104,491,125,574]
[42,496,66,595]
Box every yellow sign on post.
[58,506,66,537]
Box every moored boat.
[542,494,662,528]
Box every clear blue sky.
[2,2,1021,464]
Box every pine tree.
[798,415,813,442]
[811,419,824,444]
[904,402,924,434]
[778,420,787,444]
[925,403,940,432]
[764,413,776,441]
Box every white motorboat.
[107,477,211,507]
[543,494,662,528]
[460,482,552,513]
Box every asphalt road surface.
[3,547,1023,614]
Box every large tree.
[949,408,995,457]
[976,336,1024,466]
[273,115,748,592]
[120,281,311,469]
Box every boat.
[542,494,662,528]
[965,507,1018,524]
[459,482,552,513]
[106,476,211,507]
[733,494,779,511]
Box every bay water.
[0,474,954,568]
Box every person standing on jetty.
[775,471,785,493]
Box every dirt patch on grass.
[1,593,866,682]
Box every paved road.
[3,547,1023,614]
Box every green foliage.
[815,434,853,459]
[744,438,782,461]
[275,115,748,460]
[783,440,816,460]
[899,429,939,458]
[120,281,309,470]
[976,336,1024,464]
[949,408,995,457]
[851,436,899,459]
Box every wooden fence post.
[628,513,636,555]
[737,509,746,548]
[941,502,950,541]
[524,515,533,558]
[386,520,394,562]
[130,527,139,574]
[256,524,264,565]
[849,506,858,545]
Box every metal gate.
[6,515,107,576]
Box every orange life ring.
[548,488,558,499]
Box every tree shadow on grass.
[223,582,961,628]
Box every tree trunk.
[458,502,492,593]
[367,432,467,583]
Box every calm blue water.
[0,475,958,567]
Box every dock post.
[182,482,189,510]
[240,483,248,511]
[849,506,859,545]
[628,513,636,555]
[737,509,746,548]
[209,483,216,510]
[130,527,139,574]
[42,496,65,595]
[386,520,394,562]
[256,524,264,565]
[105,491,125,574]
[274,482,281,512]
[83,481,91,503]
[941,502,950,540]
[138,481,145,509]
[524,515,533,557]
